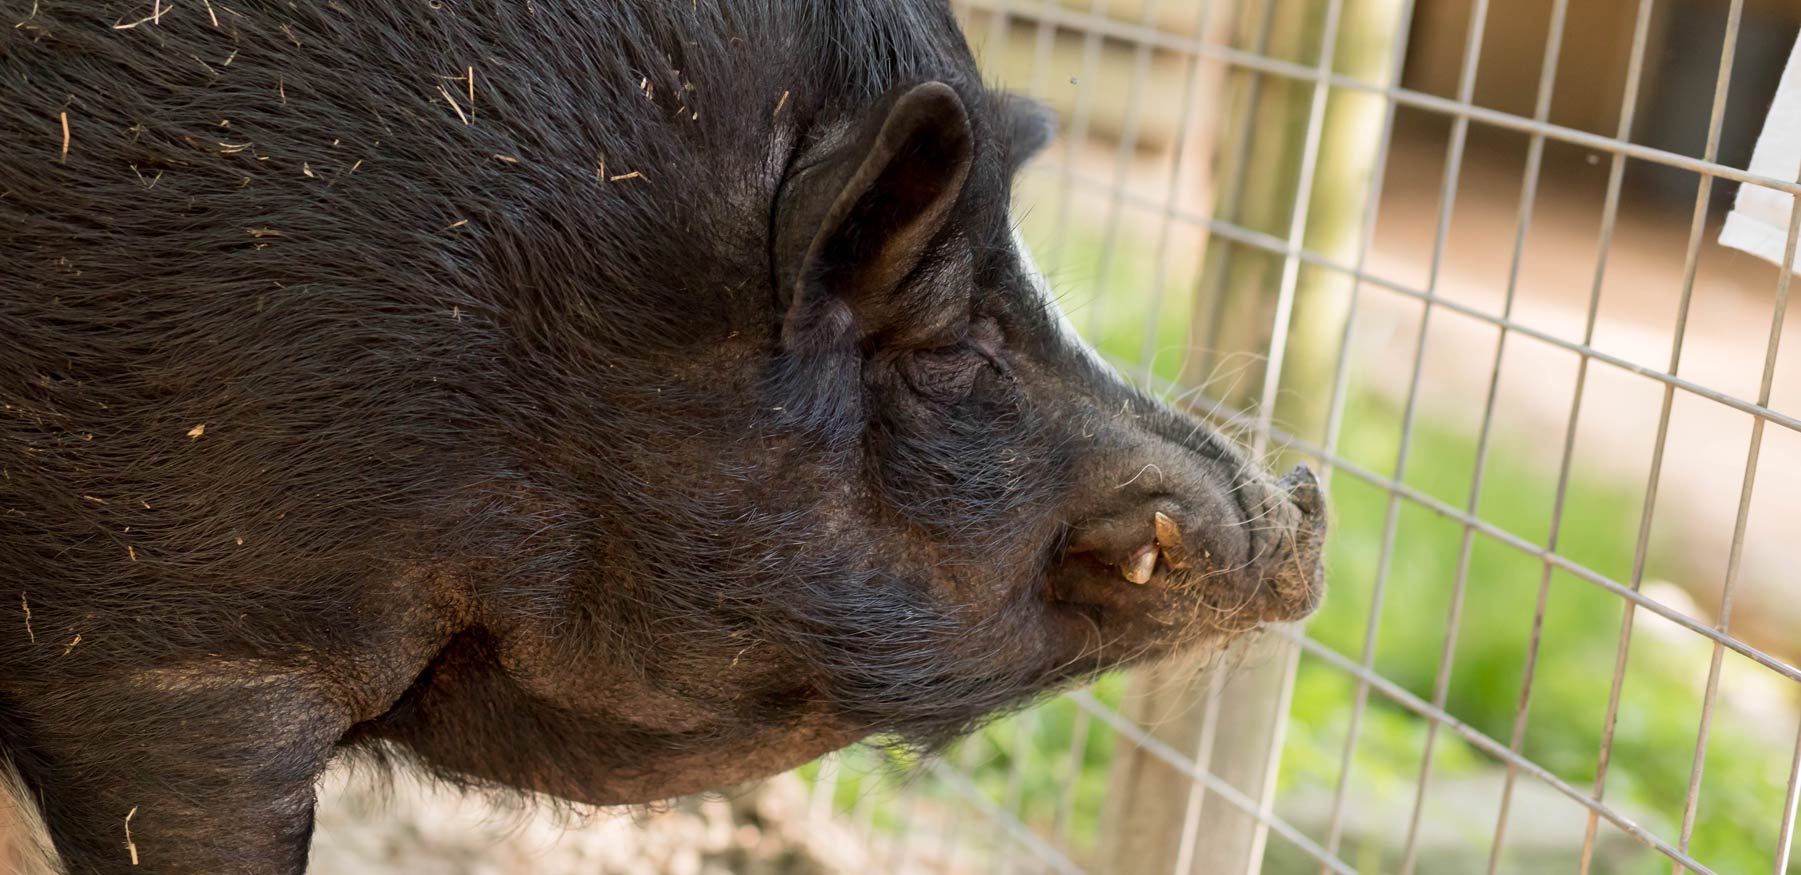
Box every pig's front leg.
[10,664,356,875]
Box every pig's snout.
[1054,460,1328,630]
[1259,463,1329,620]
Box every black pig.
[0,2,1326,873]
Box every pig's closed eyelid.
[918,321,1002,367]
[900,311,977,355]
[898,347,983,401]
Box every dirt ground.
[0,765,877,875]
[311,769,876,875]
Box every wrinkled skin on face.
[0,3,1322,873]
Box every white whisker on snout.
[1114,463,1164,490]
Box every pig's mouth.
[1041,466,1328,661]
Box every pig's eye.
[899,318,1008,403]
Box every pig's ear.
[999,94,1057,173]
[776,81,975,353]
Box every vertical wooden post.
[1101,0,1410,872]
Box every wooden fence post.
[1100,0,1410,872]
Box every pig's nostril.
[1278,464,1325,519]
[1279,464,1318,491]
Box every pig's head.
[520,75,1328,767]
[752,81,1326,738]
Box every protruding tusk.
[1153,512,1192,570]
[1122,546,1158,585]
[1153,512,1181,548]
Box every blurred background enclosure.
[10,1,1794,873]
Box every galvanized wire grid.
[800,1,1801,873]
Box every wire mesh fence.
[794,1,1801,873]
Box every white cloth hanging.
[1721,33,1801,272]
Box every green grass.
[1278,398,1799,874]
[795,674,1130,853]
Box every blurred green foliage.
[1275,397,1799,874]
